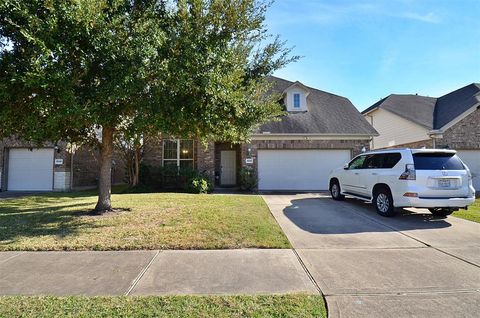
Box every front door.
[220,150,236,186]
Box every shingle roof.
[434,83,480,129]
[362,83,480,130]
[256,77,378,135]
[363,94,437,129]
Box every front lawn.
[0,191,290,251]
[0,295,326,318]
[453,198,480,223]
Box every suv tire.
[373,187,396,217]
[330,180,345,201]
[428,208,454,217]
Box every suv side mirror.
[343,163,349,170]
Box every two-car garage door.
[258,149,351,191]
[7,148,54,191]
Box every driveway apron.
[263,193,480,318]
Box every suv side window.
[348,155,366,169]
[363,154,383,169]
[381,153,402,169]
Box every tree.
[0,0,298,212]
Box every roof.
[362,83,480,130]
[362,94,437,129]
[434,83,480,129]
[256,77,378,136]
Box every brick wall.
[439,108,480,150]
[72,146,126,189]
[385,139,434,149]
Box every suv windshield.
[413,153,464,170]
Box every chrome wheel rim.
[332,184,339,197]
[377,193,389,213]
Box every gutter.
[251,133,378,141]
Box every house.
[0,76,378,192]
[362,83,480,189]
[143,77,378,191]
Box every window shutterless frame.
[293,93,301,108]
[162,139,194,168]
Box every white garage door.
[456,150,480,191]
[8,148,54,191]
[258,149,351,191]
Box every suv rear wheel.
[373,187,396,217]
[330,180,345,201]
[428,208,454,217]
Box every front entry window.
[163,139,194,169]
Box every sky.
[266,0,480,111]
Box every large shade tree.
[0,0,297,212]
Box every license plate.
[438,179,451,188]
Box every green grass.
[0,190,290,251]
[0,295,326,318]
[453,198,480,223]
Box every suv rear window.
[413,153,464,170]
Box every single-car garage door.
[456,150,480,191]
[258,149,351,191]
[8,148,54,191]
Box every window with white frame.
[293,93,301,108]
[162,139,194,169]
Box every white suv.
[328,149,476,217]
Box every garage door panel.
[8,149,54,191]
[258,150,351,191]
[456,150,480,191]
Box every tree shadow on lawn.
[283,197,452,235]
[0,201,110,247]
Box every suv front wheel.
[330,180,345,201]
[373,187,396,217]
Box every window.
[293,93,301,108]
[413,153,464,170]
[162,139,194,169]
[363,153,401,169]
[381,153,402,168]
[348,155,366,169]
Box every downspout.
[428,130,443,149]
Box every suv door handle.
[372,172,378,175]
[354,172,359,175]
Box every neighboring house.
[362,83,480,189]
[143,77,378,191]
[0,76,378,192]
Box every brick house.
[362,83,480,189]
[143,77,378,191]
[0,76,378,192]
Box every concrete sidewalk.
[0,249,318,296]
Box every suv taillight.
[399,164,416,180]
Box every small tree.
[0,0,297,212]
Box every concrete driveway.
[263,193,480,318]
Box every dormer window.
[293,94,301,108]
[283,81,310,112]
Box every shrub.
[239,167,258,191]
[186,174,213,194]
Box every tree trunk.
[95,126,114,212]
[133,146,141,187]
